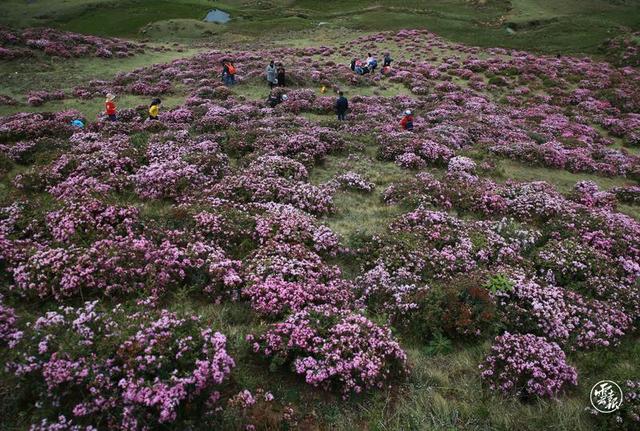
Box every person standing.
[221,59,236,86]
[266,60,277,88]
[105,93,117,121]
[277,64,285,87]
[149,98,161,120]
[400,109,414,131]
[335,91,348,121]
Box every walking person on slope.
[336,91,348,121]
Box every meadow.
[0,1,639,430]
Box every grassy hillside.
[1,0,639,55]
[0,2,639,431]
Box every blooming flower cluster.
[27,90,65,107]
[0,26,639,428]
[333,171,375,193]
[479,332,578,398]
[0,26,146,60]
[247,305,407,397]
[6,302,235,429]
[0,294,22,348]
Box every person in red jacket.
[105,93,117,121]
[400,109,414,131]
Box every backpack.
[226,63,236,75]
[370,59,378,68]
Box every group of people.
[102,93,162,123]
[350,52,393,75]
[333,91,413,130]
[265,60,286,88]
[100,53,412,130]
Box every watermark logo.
[590,380,623,413]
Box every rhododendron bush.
[0,25,639,429]
[479,332,578,398]
[6,302,235,429]
[247,305,407,397]
[0,26,147,60]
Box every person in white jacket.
[266,60,277,88]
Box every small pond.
[204,9,230,24]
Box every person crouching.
[400,109,414,131]
[149,98,161,120]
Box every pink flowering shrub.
[45,199,140,243]
[248,305,407,396]
[395,152,426,169]
[0,26,144,60]
[0,111,79,142]
[10,235,241,300]
[27,90,65,107]
[244,242,341,285]
[495,274,632,350]
[254,203,339,253]
[355,262,426,317]
[211,171,334,215]
[447,156,477,175]
[570,180,616,209]
[131,159,207,199]
[242,276,353,318]
[612,185,640,204]
[333,171,375,193]
[0,294,22,348]
[479,332,578,398]
[6,302,235,429]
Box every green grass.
[0,47,203,98]
[58,1,212,37]
[309,142,410,241]
[0,47,203,119]
[0,0,213,35]
[495,159,636,193]
[2,0,639,55]
[1,2,639,430]
[0,94,187,123]
[147,283,640,431]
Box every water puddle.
[204,9,230,24]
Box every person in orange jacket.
[105,93,117,121]
[400,109,414,131]
[221,59,236,86]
